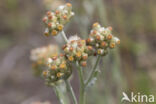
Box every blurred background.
[0,0,156,104]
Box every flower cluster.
[42,54,72,85]
[63,36,92,67]
[30,2,122,104]
[43,3,74,36]
[86,22,120,56]
[30,45,58,76]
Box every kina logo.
[121,92,155,103]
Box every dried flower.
[43,3,74,36]
[30,45,59,76]
[86,22,120,56]
[63,36,92,67]
[43,54,72,85]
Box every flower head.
[43,3,74,36]
[63,36,92,67]
[30,45,59,76]
[86,22,120,56]
[42,54,72,85]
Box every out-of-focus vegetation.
[0,0,156,104]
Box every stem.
[60,30,87,103]
[65,80,78,104]
[76,62,86,104]
[61,30,78,104]
[61,31,68,43]
[85,56,101,86]
[54,86,65,104]
[76,62,84,86]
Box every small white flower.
[95,43,99,47]
[71,12,75,16]
[99,27,105,32]
[63,10,68,14]
[56,58,61,65]
[58,5,65,10]
[68,35,80,43]
[90,37,94,41]
[114,37,119,42]
[51,75,55,79]
[45,28,49,32]
[72,42,78,48]
[51,23,57,28]
[47,58,53,63]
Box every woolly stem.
[85,56,101,86]
[60,31,78,104]
[54,86,66,104]
[76,62,86,104]
[61,31,68,43]
[65,80,78,104]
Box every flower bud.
[68,56,74,61]
[66,3,72,7]
[82,53,88,60]
[44,28,49,36]
[100,41,107,48]
[80,61,87,67]
[109,42,116,48]
[107,34,112,40]
[51,65,57,70]
[57,24,64,31]
[51,30,58,36]
[42,16,48,23]
[97,49,104,55]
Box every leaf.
[86,69,100,89]
[86,77,97,88]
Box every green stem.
[65,80,78,104]
[60,30,87,104]
[54,86,65,104]
[60,31,78,104]
[76,62,86,104]
[85,56,101,86]
[61,31,68,43]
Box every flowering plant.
[30,3,120,104]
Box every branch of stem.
[54,86,65,104]
[60,31,78,104]
[61,31,68,43]
[85,56,101,87]
[65,80,78,104]
[76,62,86,104]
